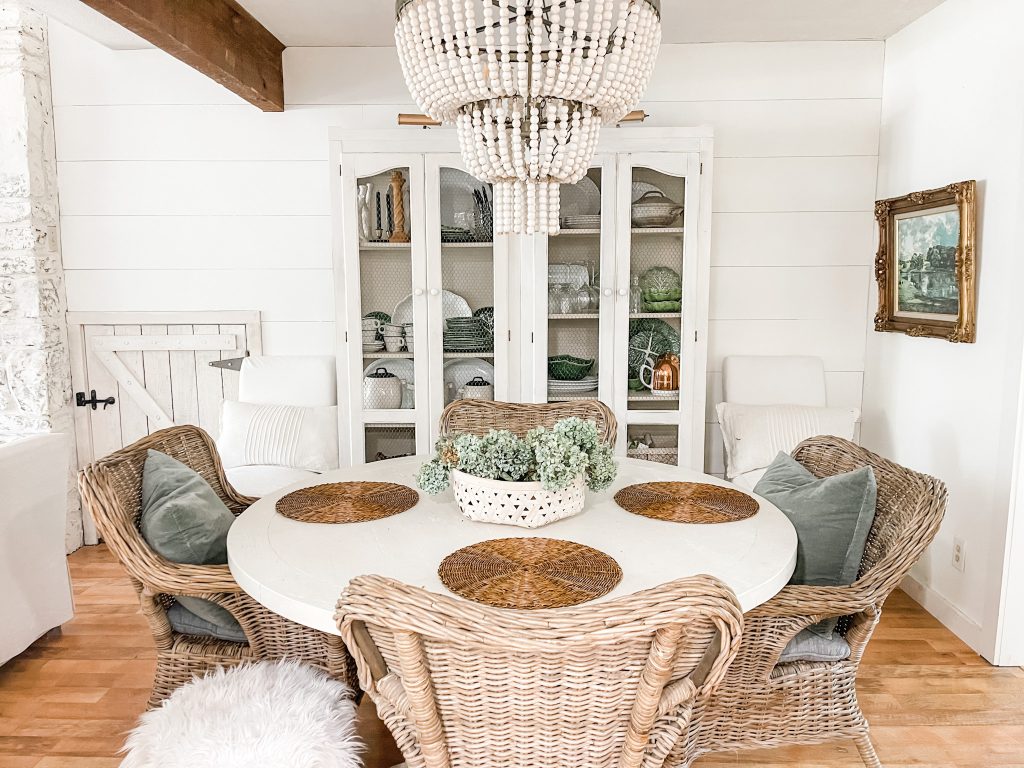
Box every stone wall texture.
[0,3,82,550]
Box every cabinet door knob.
[429,288,440,296]
[603,288,612,297]
[414,288,424,296]
[617,288,627,297]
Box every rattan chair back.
[78,425,354,706]
[79,427,252,597]
[793,435,947,599]
[438,399,617,444]
[338,574,742,768]
[689,436,948,768]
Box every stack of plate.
[561,214,601,230]
[444,316,493,352]
[547,376,599,395]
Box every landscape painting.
[895,206,960,319]
[874,181,977,343]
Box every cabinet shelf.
[362,409,416,425]
[547,392,600,402]
[441,241,493,248]
[629,312,682,319]
[548,313,600,320]
[444,352,494,359]
[627,393,680,402]
[555,228,601,236]
[362,351,413,358]
[631,227,683,235]
[361,241,411,250]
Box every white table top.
[228,456,798,635]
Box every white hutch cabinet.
[331,128,713,469]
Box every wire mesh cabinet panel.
[334,139,515,465]
[526,134,712,472]
[425,155,511,448]
[531,155,616,407]
[337,153,430,465]
[613,151,708,470]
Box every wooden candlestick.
[389,170,411,243]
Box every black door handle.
[76,390,116,410]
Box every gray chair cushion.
[167,602,247,644]
[754,451,877,637]
[778,629,852,664]
[140,449,244,639]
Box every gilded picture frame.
[874,180,977,343]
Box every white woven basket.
[450,469,586,529]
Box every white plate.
[393,289,471,326]
[562,214,601,229]
[363,359,415,408]
[631,181,663,203]
[443,358,495,404]
[560,176,601,217]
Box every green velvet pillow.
[140,449,243,639]
[754,452,877,637]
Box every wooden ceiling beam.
[79,0,286,111]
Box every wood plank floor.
[1,545,1022,767]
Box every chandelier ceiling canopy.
[394,0,662,235]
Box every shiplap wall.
[48,22,882,473]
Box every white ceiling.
[239,0,947,47]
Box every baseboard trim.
[900,575,987,656]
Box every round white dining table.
[228,456,798,635]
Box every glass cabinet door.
[541,156,616,408]
[614,152,701,467]
[340,156,429,464]
[424,157,509,446]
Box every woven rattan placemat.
[614,481,759,524]
[438,537,622,610]
[275,482,418,524]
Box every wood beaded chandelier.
[395,0,662,234]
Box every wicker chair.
[337,574,743,768]
[78,425,356,707]
[438,398,617,444]
[678,436,948,768]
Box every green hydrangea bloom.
[416,417,618,495]
[586,443,618,492]
[477,429,534,481]
[415,458,450,495]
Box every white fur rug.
[121,660,363,768]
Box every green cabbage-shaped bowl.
[639,267,682,302]
[548,355,595,381]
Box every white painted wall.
[47,21,883,475]
[862,0,1024,662]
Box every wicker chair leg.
[854,732,883,768]
[148,651,249,709]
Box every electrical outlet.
[952,537,966,572]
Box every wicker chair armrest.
[140,560,243,596]
[376,672,412,717]
[746,582,882,620]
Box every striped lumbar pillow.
[218,400,338,472]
